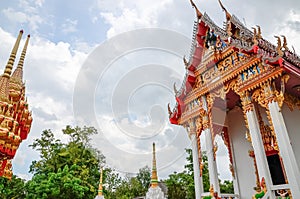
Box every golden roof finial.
[98,168,104,196]
[274,36,284,57]
[150,142,159,188]
[281,35,289,51]
[256,25,262,39]
[183,56,189,68]
[3,30,23,78]
[173,82,178,95]
[252,27,258,45]
[189,0,203,19]
[218,0,231,21]
[167,103,172,117]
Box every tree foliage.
[26,126,105,199]
[104,166,151,199]
[165,148,233,198]
[0,126,234,198]
[0,175,26,199]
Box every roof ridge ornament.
[274,36,284,57]
[183,56,189,68]
[189,0,203,19]
[256,25,262,39]
[218,0,231,21]
[167,103,172,117]
[252,27,258,45]
[281,35,289,51]
[173,82,178,95]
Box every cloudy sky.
[0,0,299,181]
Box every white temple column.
[191,133,203,199]
[245,107,273,191]
[202,95,220,194]
[204,128,220,193]
[268,101,300,198]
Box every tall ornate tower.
[145,143,166,199]
[168,0,300,198]
[0,30,33,179]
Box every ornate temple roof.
[0,30,33,179]
[168,0,300,125]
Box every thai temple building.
[0,30,33,179]
[95,168,105,199]
[145,143,166,199]
[168,0,300,198]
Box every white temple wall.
[227,107,256,199]
[281,104,300,168]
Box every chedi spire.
[146,143,166,199]
[95,168,105,199]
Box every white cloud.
[98,0,174,38]
[2,7,43,32]
[275,10,300,53]
[1,0,300,182]
[61,19,78,34]
[34,0,44,7]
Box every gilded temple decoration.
[0,31,33,178]
[195,116,202,136]
[274,36,284,57]
[213,141,218,161]
[197,135,202,176]
[256,107,278,153]
[201,110,209,129]
[167,1,300,197]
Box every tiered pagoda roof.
[0,30,33,179]
[168,0,300,125]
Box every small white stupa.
[95,168,105,199]
[145,143,166,199]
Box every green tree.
[220,180,234,193]
[136,166,151,194]
[26,126,105,199]
[103,166,150,199]
[102,168,122,199]
[164,171,188,199]
[164,149,211,199]
[0,175,26,199]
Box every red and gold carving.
[257,107,278,154]
[0,32,32,178]
[197,135,203,176]
[195,117,202,136]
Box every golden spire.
[218,0,231,21]
[189,0,203,19]
[11,34,30,83]
[151,142,159,188]
[3,30,23,78]
[17,34,30,70]
[98,168,103,196]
